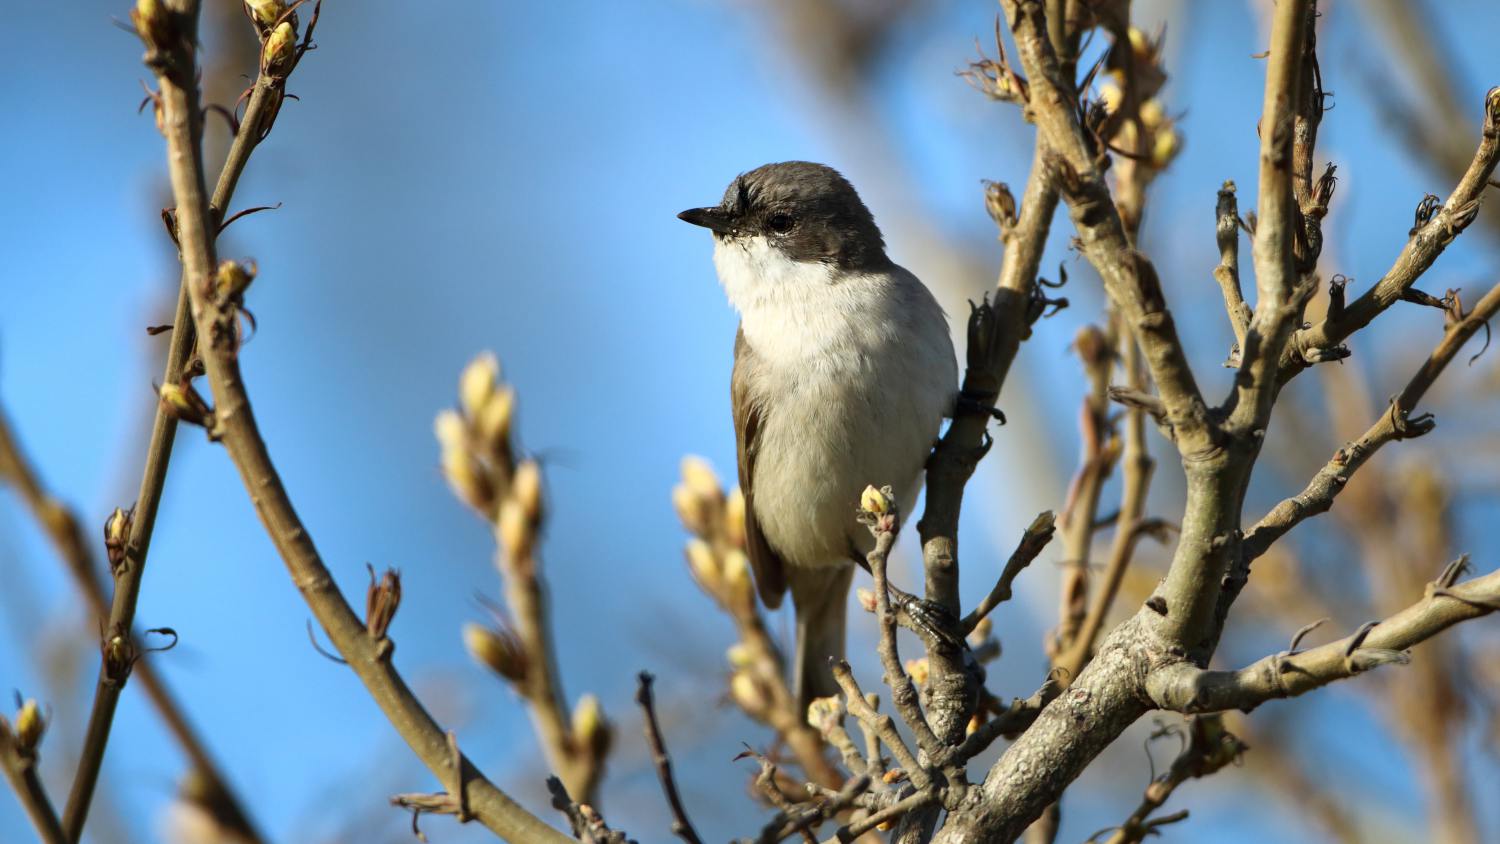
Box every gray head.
[678,162,887,271]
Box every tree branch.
[1282,87,1500,378]
[138,2,569,840]
[1228,0,1312,435]
[636,673,702,844]
[1149,560,1500,713]
[998,0,1210,452]
[0,713,66,844]
[1244,277,1500,560]
[58,8,304,837]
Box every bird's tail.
[791,564,854,717]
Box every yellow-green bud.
[726,642,753,669]
[132,0,172,48]
[473,387,515,446]
[262,21,296,76]
[433,409,468,453]
[680,456,722,503]
[498,499,532,558]
[1151,126,1180,169]
[860,485,889,515]
[463,622,527,683]
[685,539,720,592]
[721,549,751,603]
[214,259,256,301]
[104,506,132,573]
[14,699,43,751]
[730,671,767,716]
[511,460,543,522]
[571,694,612,759]
[245,0,284,29]
[805,695,843,730]
[672,483,708,536]
[905,657,930,687]
[459,352,499,418]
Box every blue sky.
[3,1,1499,842]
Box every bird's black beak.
[677,206,735,235]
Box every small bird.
[679,162,957,710]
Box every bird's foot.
[887,584,964,650]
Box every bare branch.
[1283,88,1500,377]
[1096,715,1244,844]
[1244,278,1500,560]
[139,2,569,839]
[1213,181,1251,348]
[960,510,1057,634]
[636,673,703,844]
[1149,561,1500,713]
[0,709,66,844]
[998,0,1211,451]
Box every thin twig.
[961,511,1057,633]
[0,409,261,842]
[636,673,703,844]
[1244,279,1500,561]
[0,721,66,844]
[140,2,568,840]
[59,42,293,844]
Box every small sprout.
[511,460,543,522]
[720,549,752,606]
[729,670,768,716]
[214,259,256,302]
[103,633,135,683]
[1151,125,1180,169]
[473,386,515,447]
[13,699,44,752]
[244,0,285,31]
[1097,82,1123,113]
[726,642,753,669]
[679,456,723,504]
[439,432,492,514]
[1139,99,1165,129]
[859,484,890,515]
[103,506,133,575]
[685,539,720,593]
[905,657,930,687]
[856,587,878,613]
[497,499,533,559]
[262,21,297,76]
[463,622,527,683]
[673,483,709,536]
[459,352,500,418]
[365,566,402,643]
[571,694,613,759]
[982,180,1017,234]
[724,487,746,548]
[132,0,172,49]
[805,695,843,731]
[157,380,213,429]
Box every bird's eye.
[766,213,795,234]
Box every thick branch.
[143,3,567,840]
[999,0,1210,451]
[1149,564,1500,713]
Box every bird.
[679,161,958,711]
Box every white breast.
[718,237,957,568]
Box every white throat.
[713,235,887,364]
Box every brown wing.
[732,328,788,608]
